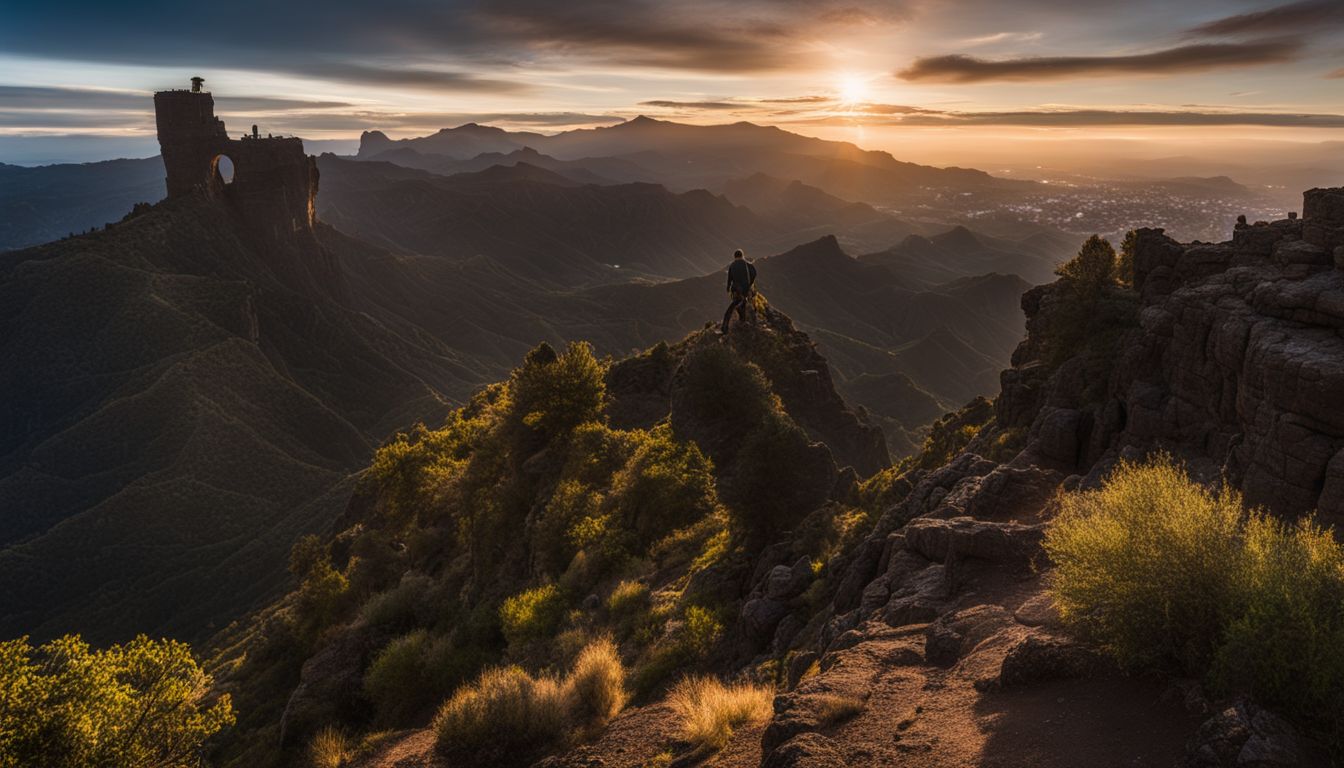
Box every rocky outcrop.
[998,187,1344,520]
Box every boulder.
[1185,698,1301,767]
[999,633,1102,688]
[902,517,1046,565]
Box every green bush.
[1210,516,1344,738]
[363,630,458,724]
[725,412,830,536]
[1045,455,1247,670]
[500,585,566,646]
[0,634,234,768]
[508,341,607,446]
[1046,455,1344,749]
[610,425,717,546]
[606,580,651,617]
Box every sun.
[836,74,869,106]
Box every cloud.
[827,106,1344,128]
[1327,67,1344,79]
[897,40,1303,82]
[1185,0,1344,38]
[0,85,353,112]
[961,31,1043,46]
[638,100,742,110]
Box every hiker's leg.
[722,300,737,333]
[735,298,747,322]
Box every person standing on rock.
[721,249,757,334]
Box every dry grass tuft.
[812,693,867,725]
[433,638,629,761]
[306,726,352,768]
[667,675,773,753]
[567,637,628,725]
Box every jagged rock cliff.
[1000,186,1344,521]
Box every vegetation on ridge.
[0,634,233,768]
[1046,455,1344,752]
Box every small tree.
[1117,230,1137,287]
[508,342,607,446]
[0,634,234,768]
[1055,234,1117,296]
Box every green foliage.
[366,416,479,528]
[610,425,717,546]
[508,341,607,445]
[900,397,995,476]
[1118,229,1137,287]
[1044,235,1137,367]
[606,581,651,617]
[1210,516,1344,743]
[1055,234,1116,295]
[0,634,233,768]
[674,344,777,447]
[363,630,458,724]
[1046,455,1344,749]
[725,411,827,536]
[680,606,724,658]
[500,585,566,647]
[1046,455,1247,670]
[289,536,351,636]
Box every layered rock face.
[1002,186,1344,520]
[155,84,318,237]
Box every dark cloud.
[0,85,352,112]
[639,100,742,110]
[828,106,1344,128]
[0,0,897,80]
[897,40,1303,82]
[1185,0,1344,37]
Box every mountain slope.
[0,196,466,643]
[0,157,165,250]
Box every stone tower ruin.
[154,77,318,233]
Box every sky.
[1,0,1342,170]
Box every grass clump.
[1045,454,1344,749]
[305,726,352,768]
[566,637,628,725]
[433,639,628,764]
[666,675,773,753]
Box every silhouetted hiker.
[721,249,757,334]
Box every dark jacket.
[727,259,757,294]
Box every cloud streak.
[897,40,1303,83]
[1185,0,1344,38]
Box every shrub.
[1046,454,1344,749]
[1209,515,1344,736]
[566,637,627,726]
[609,425,717,546]
[1045,455,1246,670]
[726,411,831,536]
[433,666,570,763]
[433,639,628,763]
[680,606,724,659]
[508,341,607,445]
[306,726,352,768]
[666,675,773,753]
[358,572,436,630]
[0,634,234,768]
[670,344,776,462]
[1118,229,1137,287]
[606,580,651,616]
[363,630,456,724]
[499,585,566,646]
